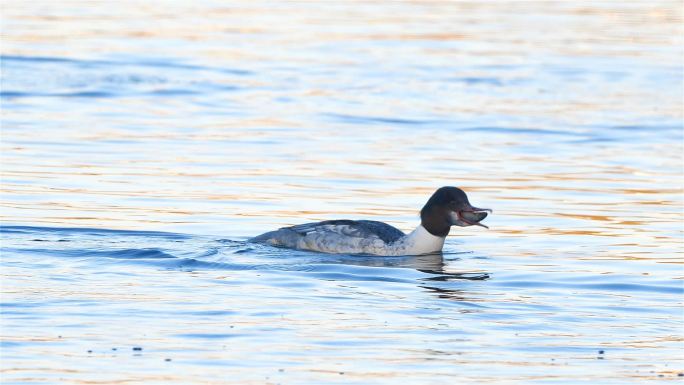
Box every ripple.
[0,225,189,239]
[0,54,249,101]
[324,113,448,126]
[492,280,683,295]
[0,54,252,75]
[6,247,176,260]
[174,333,242,339]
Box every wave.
[3,225,681,298]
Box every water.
[1,1,683,383]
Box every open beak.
[457,206,492,229]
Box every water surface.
[1,1,683,384]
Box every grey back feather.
[288,220,405,244]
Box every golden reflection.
[555,213,613,222]
[363,32,470,41]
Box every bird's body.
[250,187,490,256]
[250,220,445,256]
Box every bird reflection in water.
[235,241,490,303]
[323,251,490,303]
[310,251,490,281]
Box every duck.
[249,186,491,256]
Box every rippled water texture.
[1,1,683,384]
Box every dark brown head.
[420,186,492,237]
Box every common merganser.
[250,186,491,256]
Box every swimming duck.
[250,186,491,256]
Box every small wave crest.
[0,226,492,288]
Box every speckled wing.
[250,219,406,253]
[289,220,405,244]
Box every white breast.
[390,225,445,256]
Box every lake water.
[1,1,683,383]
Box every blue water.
[2,224,682,383]
[3,224,682,384]
[1,1,683,384]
